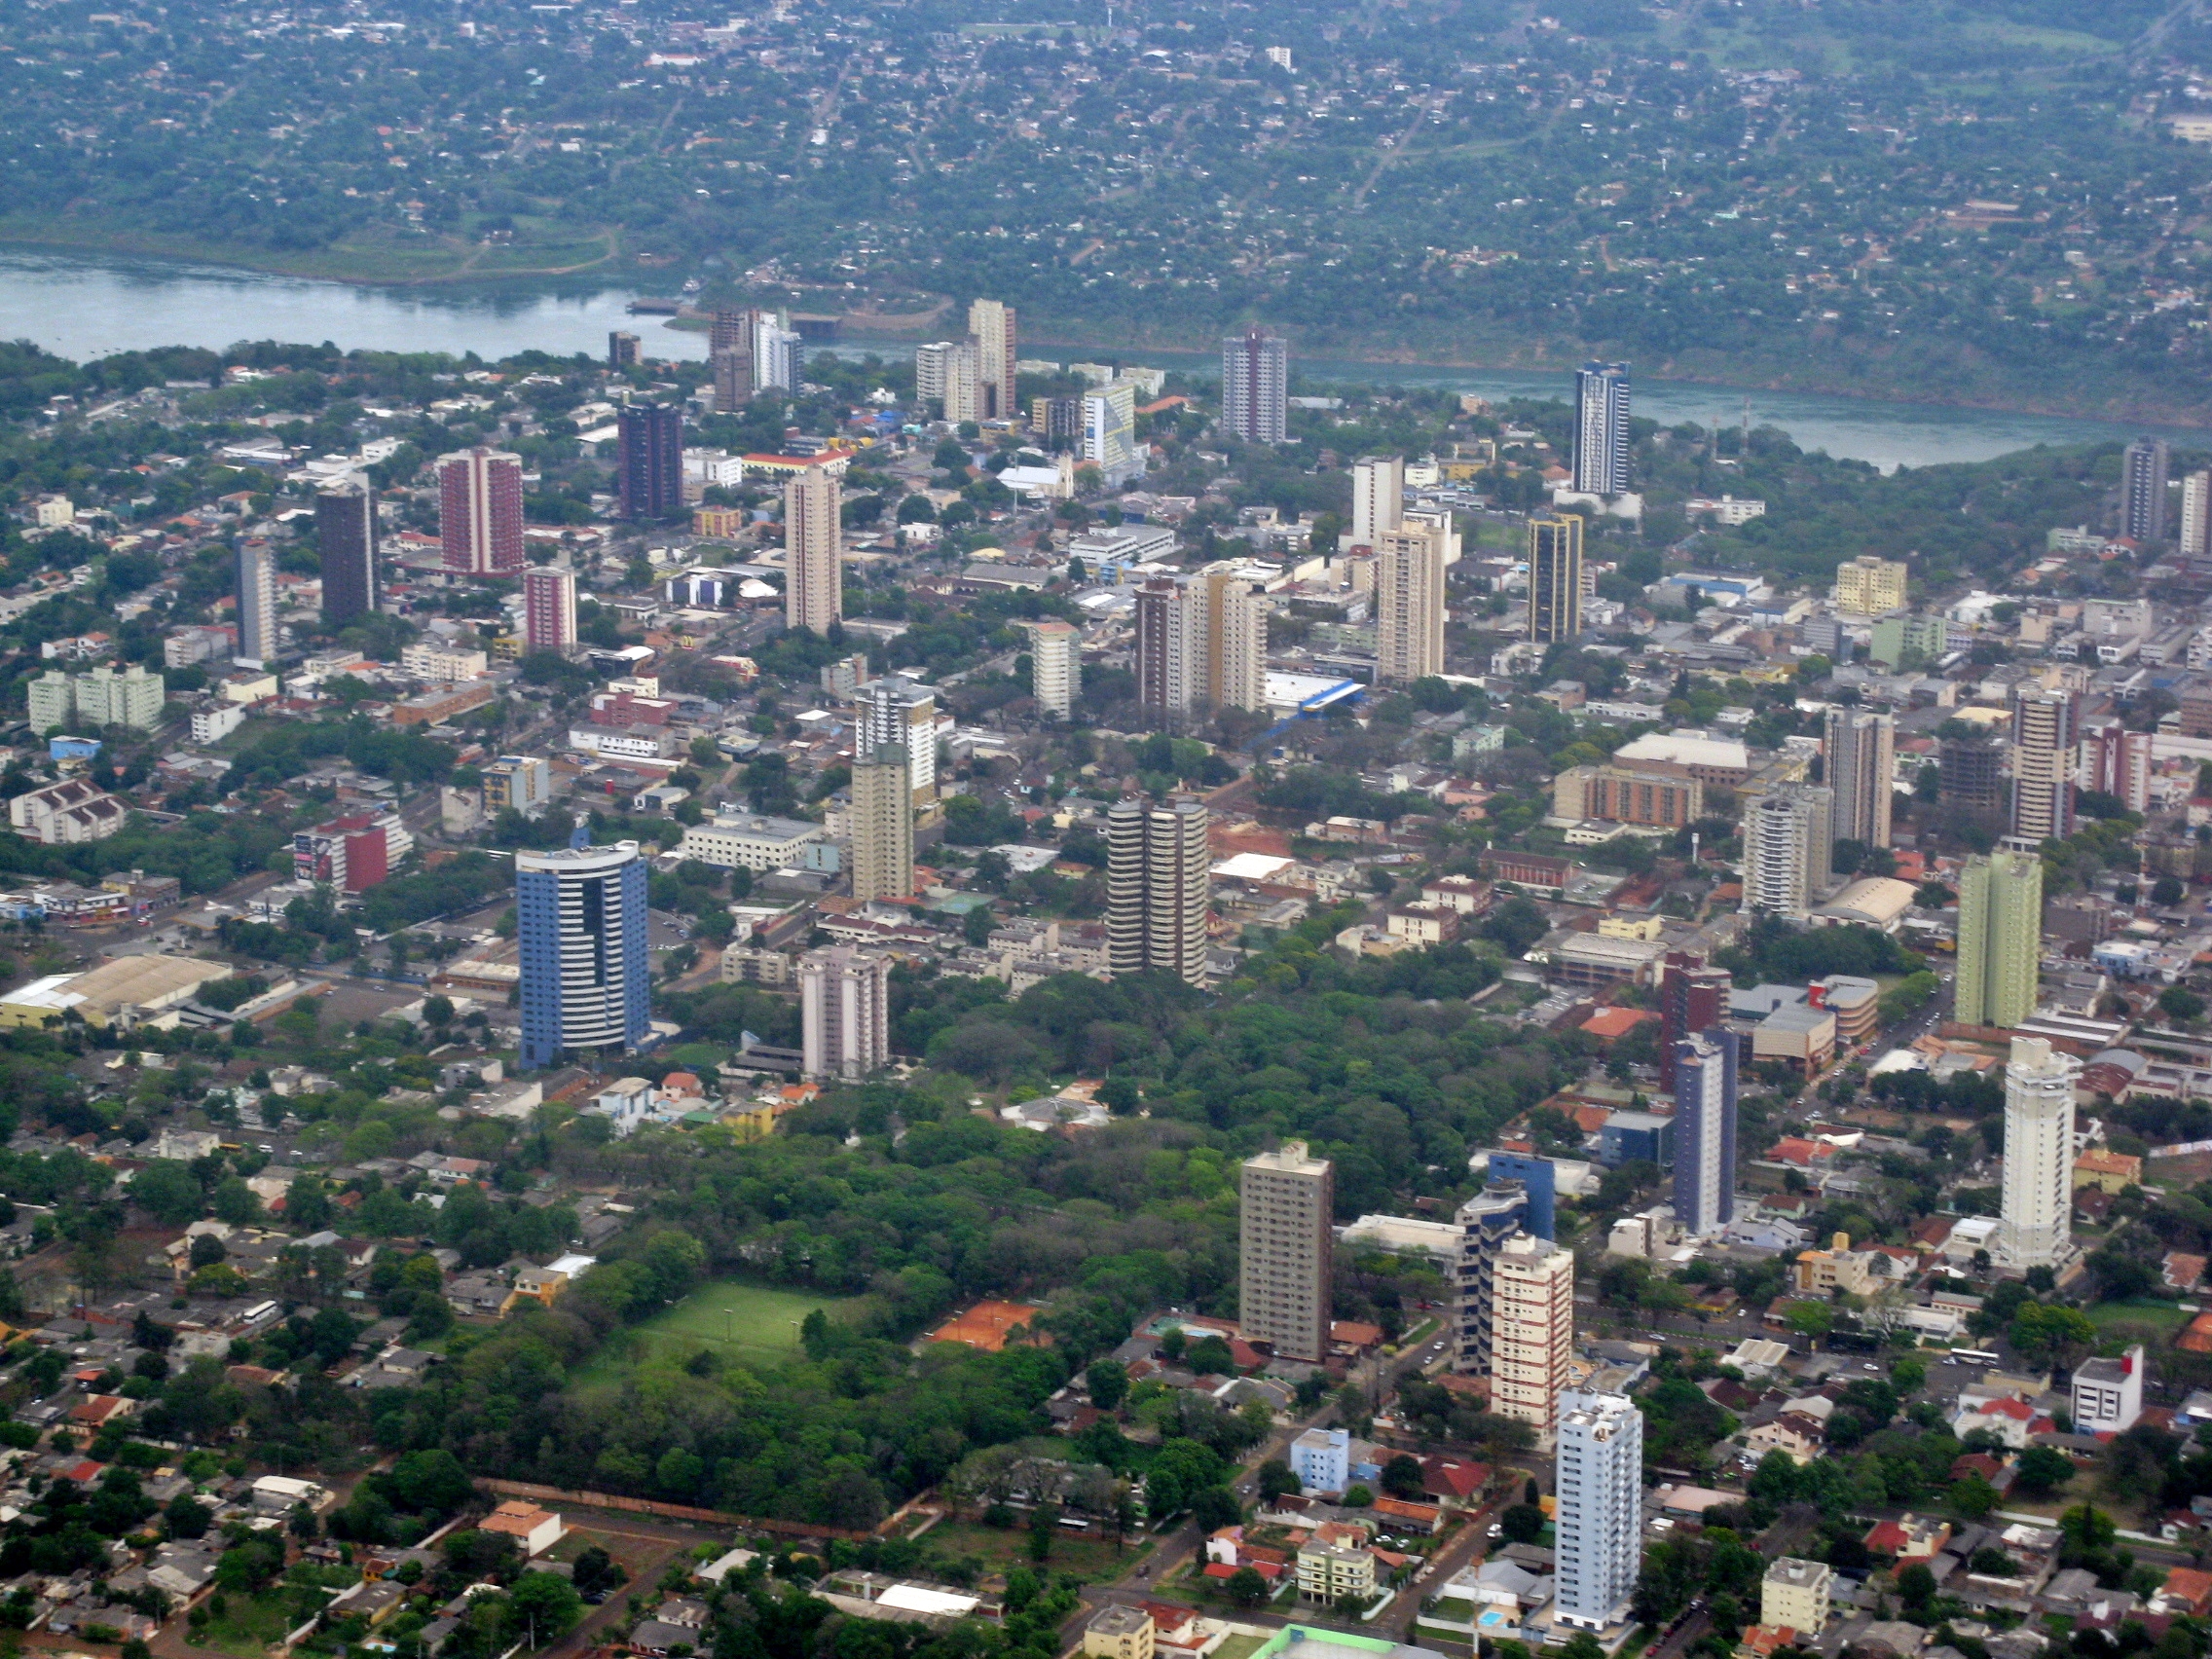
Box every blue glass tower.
[517,837,650,1072]
[1673,1029,1739,1237]
[1485,1153,1557,1240]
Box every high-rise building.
[1451,1180,1530,1377]
[848,744,914,903]
[1571,362,1631,496]
[1201,564,1268,712]
[1553,1391,1644,1630]
[969,298,1016,421]
[1220,324,1288,445]
[710,307,758,411]
[516,838,650,1072]
[1673,1030,1737,1238]
[78,664,165,731]
[2184,471,2212,569]
[482,755,551,816]
[1956,847,2044,1029]
[1028,619,1079,719]
[1831,554,1908,616]
[1739,785,1834,918]
[1486,1154,1557,1240]
[1824,706,1894,853]
[293,809,412,894]
[437,447,526,576]
[1996,1035,2077,1270]
[608,331,640,372]
[2010,684,2076,843]
[754,316,803,392]
[1491,1234,1574,1429]
[1239,1141,1333,1363]
[1659,952,1731,1094]
[1376,523,1448,684]
[616,402,683,521]
[1350,456,1404,550]
[236,540,276,667]
[523,565,577,654]
[1031,394,1084,447]
[316,481,378,623]
[918,339,981,424]
[2122,437,2170,545]
[1528,514,1585,645]
[785,463,842,635]
[1939,730,2006,816]
[2080,716,2154,815]
[1134,571,1265,716]
[856,674,940,807]
[1106,795,1209,984]
[799,945,891,1082]
[1082,382,1142,484]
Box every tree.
[2153,875,2186,907]
[1257,1460,1301,1503]
[1191,1486,1242,1530]
[502,1572,582,1645]
[1225,1566,1267,1608]
[2009,1303,2097,1371]
[2014,1446,2077,1498]
[1500,1503,1545,1543]
[1087,1359,1128,1412]
[1784,1301,1833,1342]
[2160,985,2205,1023]
[1897,1562,1936,1612]
[210,1177,258,1227]
[1381,1455,1427,1500]
[1343,1485,1373,1507]
[131,1160,203,1226]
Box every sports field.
[574,1280,862,1382]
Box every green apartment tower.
[1956,847,2044,1028]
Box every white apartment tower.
[1083,382,1142,485]
[1350,455,1405,550]
[236,541,277,667]
[1996,1035,2078,1271]
[2184,470,2212,570]
[1239,1141,1333,1363]
[1490,1233,1574,1431]
[1106,795,1209,984]
[1375,521,1448,684]
[1739,784,1834,918]
[1824,706,1895,852]
[856,674,940,807]
[799,945,891,1082]
[848,744,914,903]
[1028,619,1080,719]
[785,464,843,635]
[1553,1390,1644,1632]
[2010,683,2077,844]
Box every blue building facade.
[1673,1031,1739,1237]
[517,838,650,1072]
[1485,1153,1557,1240]
[1599,1111,1673,1169]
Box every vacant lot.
[573,1279,864,1381]
[2083,1298,2191,1349]
[911,1517,1142,1586]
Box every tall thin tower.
[848,744,914,903]
[616,402,683,521]
[315,480,377,624]
[437,447,525,575]
[1220,324,1288,444]
[1239,1142,1333,1363]
[2122,437,2170,544]
[1528,514,1584,645]
[1996,1035,2077,1270]
[1106,795,1209,983]
[516,838,650,1072]
[1955,847,2043,1029]
[2009,683,2076,844]
[1375,522,1448,683]
[969,298,1017,422]
[1673,1030,1737,1238]
[1824,706,1895,852]
[236,541,276,667]
[785,464,842,635]
[1572,362,1632,496]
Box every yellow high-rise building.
[1832,555,1908,616]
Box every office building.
[1939,731,2006,816]
[799,945,891,1083]
[754,315,803,392]
[516,838,650,1072]
[1220,324,1288,444]
[1956,847,2043,1029]
[1350,455,1404,550]
[1996,1034,2077,1270]
[1553,1390,1643,1630]
[848,744,914,903]
[1082,382,1142,485]
[969,298,1016,421]
[1239,1141,1333,1362]
[1134,571,1265,717]
[2184,471,2212,569]
[437,447,526,576]
[785,464,843,635]
[1831,555,1908,616]
[1761,1560,1833,1638]
[2122,437,2170,545]
[1028,619,1079,719]
[856,674,940,807]
[1491,1234,1573,1429]
[2070,1346,2145,1435]
[1824,706,1894,853]
[1376,522,1448,683]
[1571,362,1631,496]
[236,540,276,667]
[1673,1030,1737,1238]
[2010,684,2076,843]
[1738,784,1833,918]
[1550,763,1701,829]
[1486,1153,1556,1240]
[1106,794,1209,984]
[482,755,551,817]
[608,330,640,372]
[1659,951,1731,1094]
[316,481,378,623]
[1451,1180,1530,1377]
[616,402,683,521]
[1528,514,1584,645]
[523,565,577,654]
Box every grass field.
[572,1279,863,1382]
[917,1518,1143,1585]
[2083,1297,2192,1349]
[188,1590,303,1657]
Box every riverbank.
[0,219,622,286]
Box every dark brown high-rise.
[1659,951,1731,1093]
[617,403,683,521]
[1939,732,2006,816]
[316,481,377,623]
[710,308,759,411]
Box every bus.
[1949,1348,2000,1366]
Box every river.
[3,243,2201,474]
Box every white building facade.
[1554,1390,1643,1631]
[1996,1034,2078,1270]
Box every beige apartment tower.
[848,744,914,903]
[785,464,842,635]
[1350,455,1404,550]
[969,298,1017,422]
[1376,521,1448,683]
[1832,555,1908,616]
[1028,619,1079,719]
[1239,1141,1333,1363]
[1202,564,1268,712]
[1490,1232,1574,1430]
[1106,795,1209,983]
